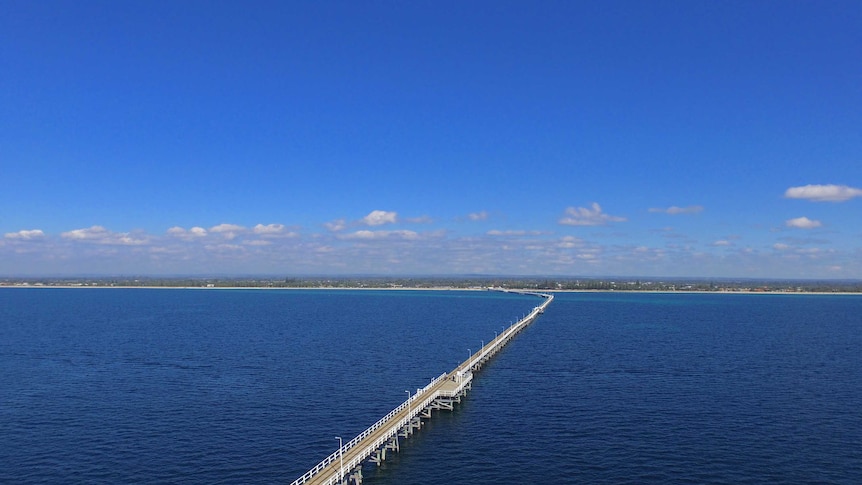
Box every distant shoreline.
[3,285,860,295]
[0,285,480,291]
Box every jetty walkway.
[290,291,553,485]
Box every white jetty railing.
[290,291,553,485]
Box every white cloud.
[784,184,862,202]
[468,211,488,221]
[557,236,583,248]
[559,203,626,226]
[5,229,45,240]
[362,210,398,226]
[167,226,208,240]
[252,223,297,237]
[649,205,704,215]
[61,226,148,245]
[253,223,285,235]
[210,223,245,233]
[62,226,110,240]
[786,216,822,229]
[244,239,272,246]
[116,235,149,245]
[343,230,377,240]
[324,219,347,232]
[210,223,246,239]
[405,215,433,224]
[339,230,419,240]
[204,243,244,253]
[487,230,542,236]
[7,204,859,277]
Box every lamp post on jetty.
[335,436,343,483]
[405,389,411,417]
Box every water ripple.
[1,290,861,484]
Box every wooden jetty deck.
[290,291,554,485]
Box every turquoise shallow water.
[1,289,861,483]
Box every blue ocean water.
[1,289,861,484]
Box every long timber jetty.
[291,290,554,485]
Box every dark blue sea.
[1,289,861,484]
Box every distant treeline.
[3,276,862,293]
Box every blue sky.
[2,1,860,278]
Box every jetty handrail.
[290,291,552,485]
[463,292,552,372]
[291,370,450,485]
[344,371,446,449]
[323,375,476,485]
[291,376,469,485]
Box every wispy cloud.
[253,223,284,235]
[649,205,704,215]
[325,210,429,232]
[253,223,298,238]
[61,226,149,245]
[243,239,272,246]
[324,219,347,232]
[786,216,822,229]
[5,209,859,278]
[167,226,208,240]
[168,223,297,243]
[487,230,542,236]
[559,203,626,226]
[468,211,488,221]
[209,223,246,239]
[404,215,433,224]
[557,236,582,248]
[4,229,45,240]
[784,184,862,202]
[203,243,245,254]
[61,226,107,241]
[361,210,398,226]
[338,229,419,240]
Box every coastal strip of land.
[3,276,861,294]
